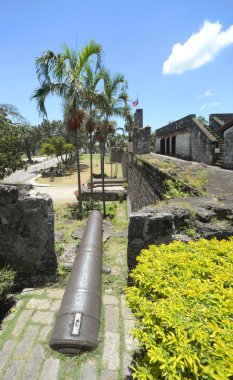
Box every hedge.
[126,238,233,380]
[0,267,15,301]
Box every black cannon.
[49,210,103,354]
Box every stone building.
[133,126,151,155]
[134,109,143,128]
[154,113,233,169]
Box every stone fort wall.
[0,185,57,285]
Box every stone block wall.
[127,157,167,212]
[209,113,233,136]
[191,124,214,165]
[0,185,57,284]
[133,126,151,154]
[121,151,128,178]
[174,132,192,159]
[134,108,143,128]
[125,155,199,213]
[224,126,233,169]
[156,114,195,136]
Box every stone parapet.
[0,185,57,285]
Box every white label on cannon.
[72,313,82,335]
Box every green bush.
[126,238,233,379]
[0,267,15,300]
[164,179,187,199]
[106,202,117,220]
[65,200,101,220]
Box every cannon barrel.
[49,210,103,354]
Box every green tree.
[83,64,105,197]
[31,41,102,217]
[0,104,40,163]
[0,107,25,179]
[197,115,209,125]
[40,142,55,158]
[98,70,129,216]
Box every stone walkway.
[0,240,136,380]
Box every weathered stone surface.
[13,309,33,337]
[59,243,78,267]
[103,332,120,370]
[103,295,119,305]
[32,311,54,325]
[124,319,137,351]
[40,358,60,380]
[50,299,61,311]
[71,227,84,240]
[105,305,119,333]
[195,208,216,222]
[54,230,63,243]
[172,233,191,243]
[22,288,45,296]
[123,352,134,379]
[14,325,39,358]
[115,229,128,238]
[26,298,51,310]
[121,295,133,320]
[38,326,51,342]
[0,186,57,280]
[100,369,118,380]
[80,361,97,380]
[0,340,15,372]
[22,344,44,379]
[46,289,65,299]
[127,197,233,271]
[2,360,24,380]
[0,185,18,204]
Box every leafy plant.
[106,202,117,220]
[83,198,102,215]
[126,238,233,380]
[164,179,187,199]
[64,200,101,220]
[0,267,15,300]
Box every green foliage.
[164,179,187,199]
[106,202,117,220]
[83,198,102,215]
[126,238,233,380]
[0,267,15,300]
[0,107,25,179]
[65,200,101,220]
[183,227,197,237]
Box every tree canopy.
[0,106,25,179]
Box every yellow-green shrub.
[126,238,233,380]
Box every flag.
[133,98,139,107]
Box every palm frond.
[77,40,103,76]
[31,82,67,117]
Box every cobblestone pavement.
[0,244,136,379]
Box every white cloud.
[163,20,233,75]
[204,90,213,97]
[200,105,207,111]
[200,102,221,111]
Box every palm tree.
[98,70,129,217]
[83,65,105,197]
[31,41,102,216]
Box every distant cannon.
[49,210,103,354]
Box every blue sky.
[1,0,233,131]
